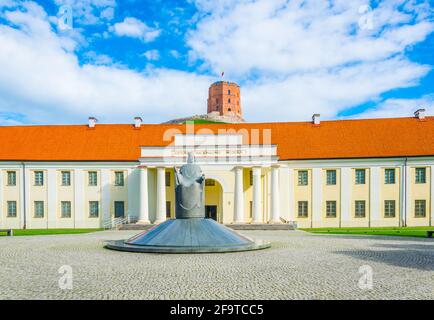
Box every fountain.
[105,154,270,253]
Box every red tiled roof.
[0,117,433,161]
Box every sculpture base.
[105,218,271,253]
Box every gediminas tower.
[207,81,242,117]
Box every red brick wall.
[207,81,242,116]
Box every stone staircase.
[119,223,295,231]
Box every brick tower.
[207,81,242,117]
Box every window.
[355,200,366,218]
[415,200,426,218]
[228,98,231,103]
[88,171,97,186]
[34,171,44,186]
[165,171,170,187]
[249,171,253,186]
[298,170,308,186]
[228,89,231,95]
[115,171,124,186]
[61,171,71,186]
[34,201,44,218]
[89,201,99,218]
[114,201,125,218]
[384,200,395,218]
[326,170,337,185]
[415,168,426,184]
[355,169,366,185]
[298,201,308,218]
[205,179,215,186]
[166,201,171,218]
[7,201,17,218]
[326,201,337,218]
[61,201,71,218]
[7,171,16,186]
[384,169,395,184]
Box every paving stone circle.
[0,230,433,300]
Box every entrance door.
[114,201,125,218]
[205,205,217,221]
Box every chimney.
[414,109,426,120]
[88,117,97,128]
[134,117,143,128]
[312,114,320,125]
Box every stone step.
[226,224,295,230]
[118,224,155,231]
[119,223,295,231]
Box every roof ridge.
[0,115,432,128]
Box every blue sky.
[0,0,432,125]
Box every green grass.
[0,228,103,236]
[301,226,434,238]
[183,119,226,124]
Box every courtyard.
[0,230,433,300]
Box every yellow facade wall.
[320,168,341,228]
[408,166,431,226]
[293,169,312,228]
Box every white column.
[252,167,262,223]
[234,166,245,223]
[0,170,3,229]
[287,168,295,221]
[155,167,166,223]
[22,167,30,229]
[370,167,380,227]
[270,166,280,223]
[101,169,111,225]
[405,165,412,226]
[430,165,434,226]
[138,166,150,224]
[47,169,57,228]
[312,168,322,227]
[340,167,351,227]
[74,169,84,228]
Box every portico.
[137,134,280,224]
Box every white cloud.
[189,0,433,76]
[187,0,433,121]
[355,95,434,119]
[83,51,113,65]
[53,0,116,25]
[110,17,161,42]
[141,50,160,61]
[0,3,211,124]
[0,0,432,126]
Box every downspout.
[21,162,27,230]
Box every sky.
[0,0,432,125]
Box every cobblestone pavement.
[0,230,433,300]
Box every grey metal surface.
[174,153,205,219]
[105,154,270,253]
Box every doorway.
[204,178,222,222]
[114,201,125,218]
[205,205,217,220]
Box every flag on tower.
[221,71,224,77]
